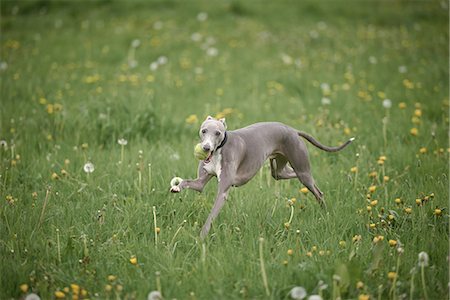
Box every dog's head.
[199,116,227,162]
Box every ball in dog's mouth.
[204,151,214,163]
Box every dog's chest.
[203,150,222,180]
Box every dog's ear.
[206,115,214,120]
[219,118,227,129]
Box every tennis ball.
[194,143,209,160]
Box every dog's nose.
[202,144,211,152]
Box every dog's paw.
[170,185,181,193]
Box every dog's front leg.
[170,162,213,193]
[200,180,232,239]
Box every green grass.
[1,1,448,299]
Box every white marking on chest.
[203,149,222,181]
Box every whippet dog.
[171,116,354,238]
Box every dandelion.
[148,291,162,300]
[308,295,322,300]
[24,293,41,300]
[394,198,402,204]
[370,200,378,206]
[419,147,427,154]
[368,185,377,193]
[185,114,198,124]
[352,235,362,243]
[300,187,309,194]
[398,102,407,109]
[129,255,138,265]
[382,99,392,108]
[197,12,208,22]
[131,39,141,48]
[54,291,65,299]
[206,47,218,57]
[107,275,117,282]
[388,271,397,280]
[418,251,430,300]
[51,172,59,180]
[350,166,358,173]
[434,208,442,216]
[321,97,331,105]
[404,207,412,214]
[287,249,294,256]
[398,65,408,73]
[356,281,364,289]
[369,171,377,178]
[389,240,397,247]
[289,286,307,299]
[0,140,7,149]
[410,128,418,136]
[20,284,29,293]
[104,284,113,292]
[83,162,95,173]
[339,240,346,248]
[358,294,370,300]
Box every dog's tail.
[297,131,355,152]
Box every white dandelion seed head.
[147,291,162,300]
[383,99,392,108]
[0,140,7,148]
[321,97,331,105]
[309,30,319,39]
[290,286,307,300]
[83,162,95,173]
[320,83,330,91]
[128,59,138,69]
[418,251,429,267]
[25,293,41,300]
[149,62,159,71]
[118,138,128,146]
[0,61,8,71]
[308,295,322,300]
[153,21,163,30]
[157,56,168,65]
[369,56,378,64]
[281,53,293,65]
[197,12,208,22]
[398,65,407,73]
[206,47,218,57]
[191,32,202,42]
[131,39,141,48]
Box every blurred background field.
[0,1,448,299]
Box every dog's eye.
[201,129,207,134]
[215,131,221,136]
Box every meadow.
[0,1,448,299]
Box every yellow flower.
[129,256,138,265]
[287,249,294,256]
[383,176,389,182]
[108,275,117,282]
[339,240,346,248]
[51,172,59,180]
[369,223,376,229]
[81,143,89,150]
[369,171,377,178]
[71,284,80,295]
[368,185,377,193]
[350,166,358,173]
[284,222,290,230]
[39,97,47,105]
[318,250,325,256]
[398,102,407,109]
[155,227,161,234]
[377,159,384,165]
[81,289,88,297]
[19,284,29,293]
[404,207,412,214]
[434,208,442,216]
[394,198,402,204]
[388,214,395,221]
[415,198,422,206]
[356,281,364,289]
[344,127,351,135]
[54,290,65,299]
[46,104,54,114]
[388,271,397,280]
[367,206,372,212]
[311,246,317,252]
[104,284,113,292]
[300,187,309,194]
[352,235,362,243]
[306,251,313,257]
[185,114,198,125]
[61,169,68,177]
[414,109,422,117]
[370,200,378,207]
[379,155,387,161]
[410,128,418,136]
[419,147,427,154]
[388,239,397,247]
[358,294,370,300]
[373,235,384,243]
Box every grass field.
[1,1,449,299]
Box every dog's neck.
[216,131,227,150]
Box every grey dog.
[170,116,354,238]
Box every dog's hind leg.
[270,156,297,180]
